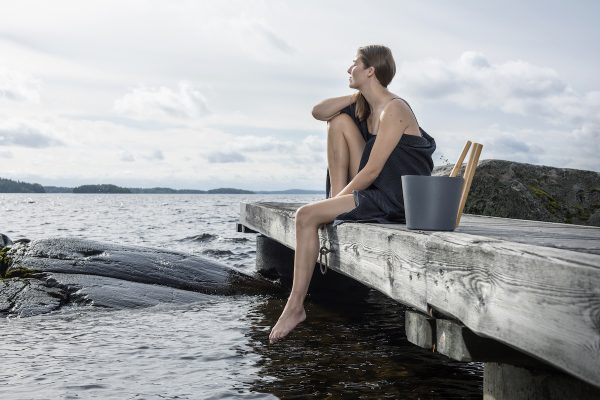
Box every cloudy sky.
[1,0,599,190]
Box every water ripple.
[0,193,483,399]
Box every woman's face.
[347,54,370,89]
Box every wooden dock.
[238,201,600,398]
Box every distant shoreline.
[0,177,324,195]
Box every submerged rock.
[0,236,282,318]
[433,159,600,226]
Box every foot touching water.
[268,303,306,344]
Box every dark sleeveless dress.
[326,101,436,227]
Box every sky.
[0,0,599,190]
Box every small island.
[73,184,131,194]
[0,178,45,193]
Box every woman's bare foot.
[268,303,306,344]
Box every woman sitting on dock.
[269,45,436,344]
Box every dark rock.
[1,233,13,247]
[0,279,28,312]
[1,237,282,317]
[0,278,67,317]
[433,159,600,226]
[42,273,213,310]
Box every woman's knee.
[327,113,353,136]
[295,205,317,229]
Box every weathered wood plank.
[240,202,600,255]
[240,201,430,312]
[405,311,435,350]
[425,232,600,387]
[456,214,600,255]
[239,201,600,387]
[484,362,600,400]
[435,319,531,363]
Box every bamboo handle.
[456,143,483,227]
[450,141,472,177]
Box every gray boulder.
[433,159,600,226]
[0,237,282,318]
[0,233,12,247]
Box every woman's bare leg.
[268,194,356,343]
[327,114,366,197]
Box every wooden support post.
[435,319,530,363]
[256,235,294,280]
[237,223,258,234]
[255,234,369,298]
[484,362,600,400]
[405,310,435,350]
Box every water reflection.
[243,289,483,399]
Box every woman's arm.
[335,168,378,197]
[312,92,358,121]
[336,100,410,197]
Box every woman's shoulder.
[384,96,419,122]
[381,96,412,118]
[386,95,412,111]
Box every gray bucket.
[401,175,464,231]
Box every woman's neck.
[359,83,393,111]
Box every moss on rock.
[528,185,561,213]
[0,247,13,278]
[3,266,37,280]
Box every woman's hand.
[311,93,358,121]
[335,168,378,197]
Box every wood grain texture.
[426,232,600,387]
[239,201,600,387]
[240,202,429,311]
[456,214,600,255]
[484,362,600,400]
[405,311,435,349]
[435,318,529,363]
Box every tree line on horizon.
[0,178,45,193]
[0,177,322,194]
[0,178,254,194]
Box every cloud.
[237,134,325,165]
[119,151,135,162]
[0,149,13,158]
[0,122,63,148]
[0,66,40,103]
[234,135,296,153]
[114,82,210,121]
[301,135,325,153]
[486,135,543,163]
[144,149,164,161]
[251,23,294,54]
[206,151,246,163]
[207,134,326,166]
[399,52,598,125]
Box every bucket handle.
[451,141,483,227]
[449,141,472,178]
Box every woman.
[268,45,436,344]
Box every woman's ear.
[367,66,375,77]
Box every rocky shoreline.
[433,159,600,226]
[0,236,282,318]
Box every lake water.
[0,194,482,399]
